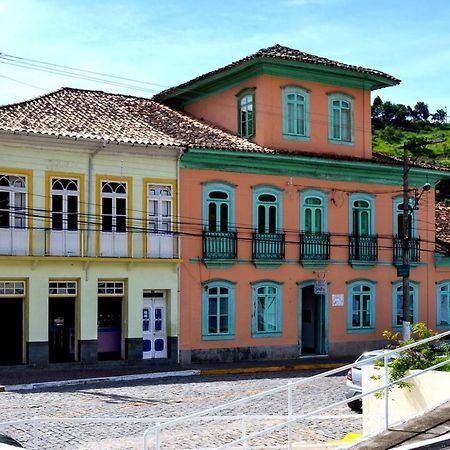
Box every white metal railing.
[142,330,450,449]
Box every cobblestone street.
[0,370,361,449]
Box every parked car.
[344,350,392,412]
[0,434,24,449]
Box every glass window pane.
[116,198,126,216]
[208,203,217,232]
[116,216,126,232]
[220,203,228,232]
[219,316,228,333]
[268,206,276,233]
[258,205,266,233]
[209,191,228,200]
[52,194,63,213]
[305,208,311,232]
[67,195,78,231]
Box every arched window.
[237,89,255,138]
[301,190,327,233]
[0,174,27,229]
[253,186,282,234]
[393,196,416,238]
[282,86,310,138]
[349,193,374,236]
[203,182,235,232]
[101,181,127,232]
[347,280,376,331]
[51,178,79,231]
[392,281,419,328]
[328,93,354,143]
[437,281,450,327]
[252,281,282,335]
[202,280,235,339]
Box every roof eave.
[156,57,400,106]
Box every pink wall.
[179,167,442,353]
[184,74,373,159]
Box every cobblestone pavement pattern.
[0,371,361,449]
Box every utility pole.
[402,142,411,340]
[400,137,445,340]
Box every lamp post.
[400,137,442,340]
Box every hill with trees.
[372,96,450,164]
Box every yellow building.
[0,88,183,365]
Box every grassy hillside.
[372,124,450,165]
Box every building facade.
[157,45,450,362]
[0,89,182,366]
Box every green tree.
[432,108,448,124]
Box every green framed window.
[203,182,235,232]
[252,281,282,336]
[347,280,376,331]
[392,281,419,328]
[393,196,416,238]
[282,86,310,139]
[202,280,235,339]
[301,189,327,233]
[237,89,255,138]
[349,193,374,236]
[328,93,354,144]
[253,186,282,233]
[437,281,450,327]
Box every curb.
[200,362,345,376]
[3,369,201,392]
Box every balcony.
[45,229,82,256]
[0,227,28,255]
[147,232,178,258]
[299,232,330,262]
[203,230,237,259]
[393,237,420,264]
[349,235,378,262]
[252,232,285,260]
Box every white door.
[142,294,167,359]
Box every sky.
[1,0,450,114]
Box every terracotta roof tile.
[155,44,400,100]
[436,202,450,246]
[0,87,271,152]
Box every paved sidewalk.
[0,355,350,391]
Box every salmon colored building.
[157,45,450,363]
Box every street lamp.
[400,178,431,340]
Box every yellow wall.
[0,137,180,346]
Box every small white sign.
[332,294,344,306]
[314,280,327,295]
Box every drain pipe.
[86,140,105,258]
[176,147,184,365]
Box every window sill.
[328,139,354,146]
[300,260,329,269]
[253,260,283,269]
[349,260,376,269]
[347,327,376,334]
[202,334,235,341]
[252,331,282,338]
[282,133,310,142]
[203,259,237,268]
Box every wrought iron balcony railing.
[202,230,237,259]
[349,235,378,262]
[393,237,420,264]
[299,232,330,261]
[252,232,285,260]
